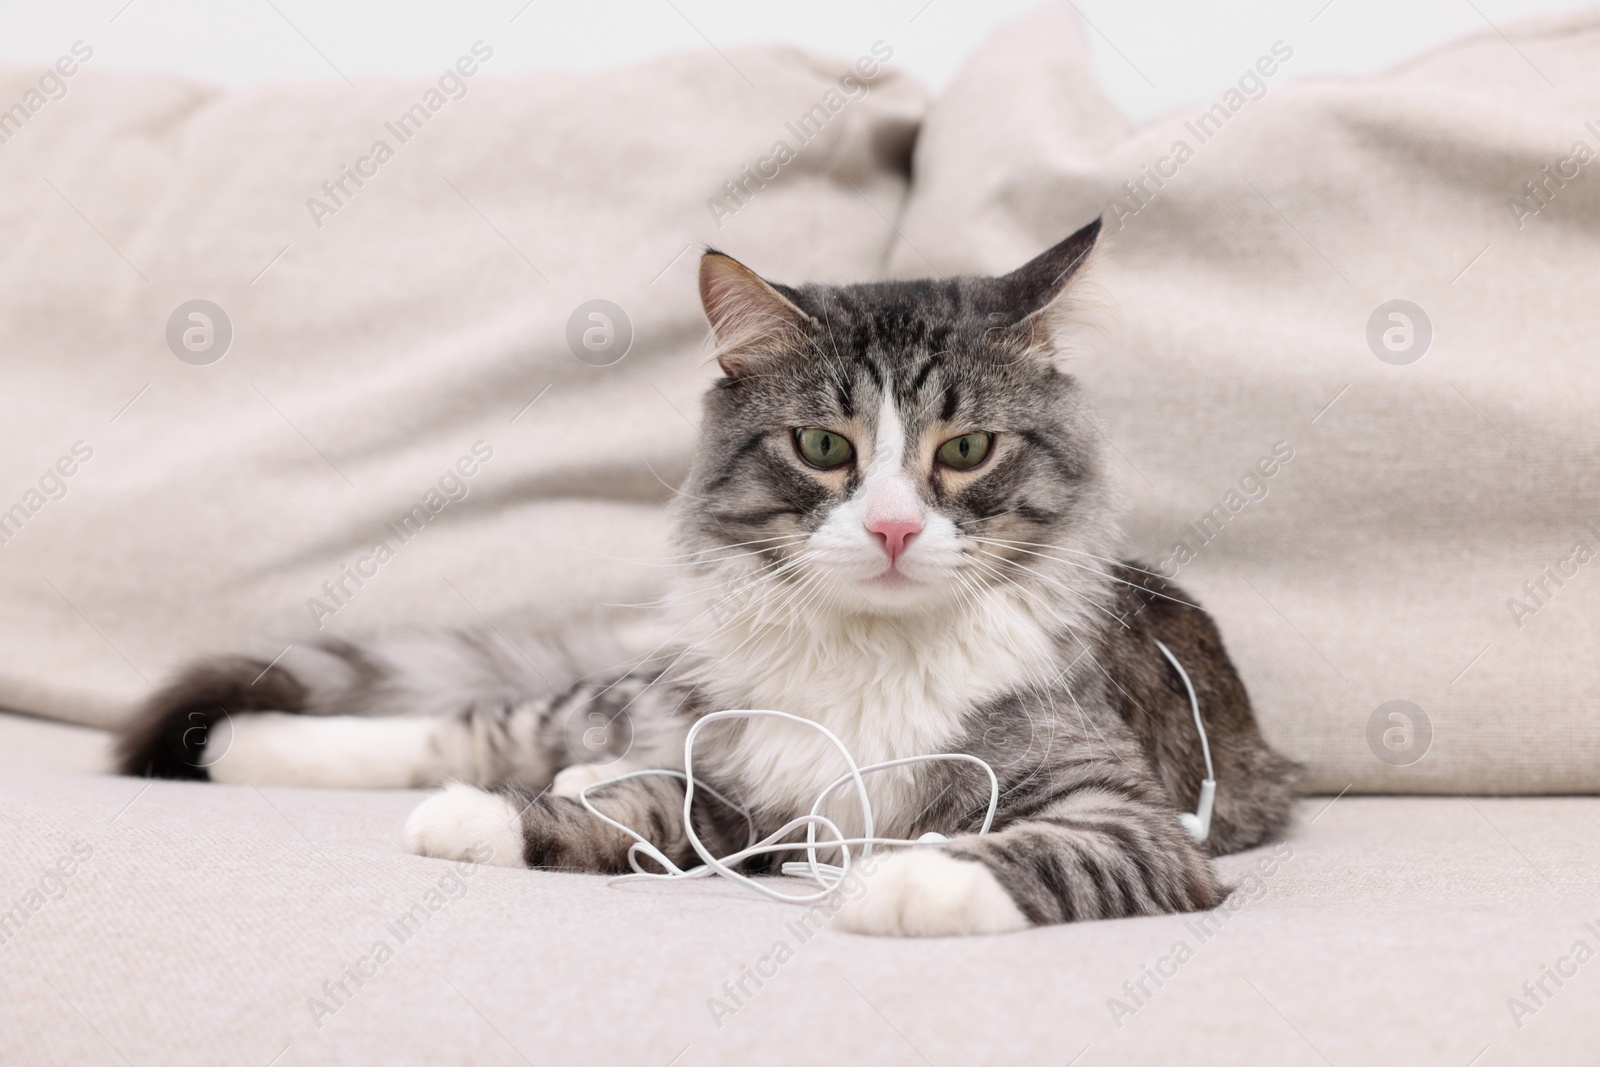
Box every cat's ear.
[998,217,1102,355]
[699,250,813,378]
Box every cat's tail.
[116,651,312,780]
[114,629,654,789]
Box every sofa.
[2,7,1597,1063]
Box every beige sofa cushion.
[0,708,1594,1066]
[0,45,922,729]
[5,13,1597,795]
[893,9,1600,792]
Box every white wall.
[0,0,1589,120]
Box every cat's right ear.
[699,250,813,378]
[997,217,1103,362]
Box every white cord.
[575,709,999,904]
[577,645,1218,900]
[1154,638,1215,842]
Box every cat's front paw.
[834,849,1030,937]
[404,783,527,868]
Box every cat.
[117,217,1298,937]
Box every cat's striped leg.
[836,782,1220,936]
[199,672,677,790]
[115,651,561,788]
[405,774,711,874]
[115,639,680,790]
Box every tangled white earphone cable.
[576,709,999,903]
[576,648,1214,903]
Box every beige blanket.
[2,14,1596,793]
[895,9,1600,793]
[0,42,922,723]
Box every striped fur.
[117,219,1299,934]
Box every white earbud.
[1155,639,1216,844]
[1177,779,1215,843]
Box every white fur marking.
[862,394,919,521]
[834,849,1029,937]
[551,761,634,797]
[204,713,438,788]
[404,784,526,868]
[687,588,1060,839]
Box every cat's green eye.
[795,427,854,469]
[937,432,992,470]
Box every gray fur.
[118,217,1299,925]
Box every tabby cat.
[118,218,1298,936]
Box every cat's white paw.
[550,761,627,798]
[404,783,526,868]
[834,849,1030,937]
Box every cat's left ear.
[699,250,815,379]
[998,217,1102,354]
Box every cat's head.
[675,218,1117,626]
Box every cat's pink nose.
[867,518,922,562]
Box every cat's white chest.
[689,590,1059,837]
